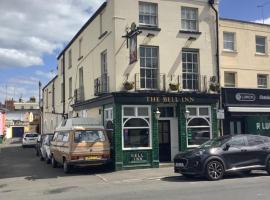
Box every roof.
[42,75,58,91]
[56,117,104,132]
[57,2,107,60]
[220,18,270,28]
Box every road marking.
[95,174,108,182]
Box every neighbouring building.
[43,0,220,170]
[220,18,270,136]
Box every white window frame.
[68,49,72,69]
[257,74,268,88]
[104,107,113,121]
[256,35,267,54]
[224,72,236,88]
[69,77,72,99]
[139,2,158,27]
[181,7,199,32]
[122,105,152,150]
[223,32,236,51]
[186,106,212,148]
[79,37,83,58]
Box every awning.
[228,107,270,113]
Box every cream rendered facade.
[42,0,220,169]
[220,19,270,88]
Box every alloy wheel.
[207,161,224,181]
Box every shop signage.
[223,88,270,106]
[217,109,225,120]
[128,151,148,164]
[146,96,194,103]
[235,93,256,102]
[245,116,270,136]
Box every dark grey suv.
[174,135,270,181]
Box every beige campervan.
[50,118,111,173]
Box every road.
[1,143,270,200]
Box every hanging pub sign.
[129,33,137,64]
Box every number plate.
[85,156,101,160]
[175,162,185,168]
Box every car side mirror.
[223,143,230,151]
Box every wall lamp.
[147,33,155,38]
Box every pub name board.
[146,96,194,103]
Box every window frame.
[181,6,199,32]
[257,74,268,89]
[79,37,83,58]
[69,77,72,98]
[122,105,152,150]
[68,49,72,69]
[256,35,267,54]
[223,32,236,52]
[139,1,158,27]
[224,72,236,88]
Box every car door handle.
[262,147,270,150]
[241,149,248,152]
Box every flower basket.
[169,83,179,91]
[123,81,134,90]
[209,83,220,92]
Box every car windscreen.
[25,134,38,138]
[199,137,230,148]
[74,130,105,143]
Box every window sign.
[129,34,137,64]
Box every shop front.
[222,88,270,136]
[73,92,219,170]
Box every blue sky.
[0,0,270,103]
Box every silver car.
[40,134,54,163]
[22,133,38,147]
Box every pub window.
[186,106,212,147]
[257,74,268,88]
[139,2,158,27]
[122,106,151,149]
[224,72,236,87]
[256,35,266,54]
[182,49,199,90]
[181,7,198,32]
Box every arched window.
[122,106,151,149]
[186,106,212,147]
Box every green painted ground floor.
[73,92,219,170]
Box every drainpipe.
[209,0,223,136]
[62,53,66,119]
[209,0,220,84]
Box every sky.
[0,0,270,103]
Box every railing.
[94,74,109,96]
[74,86,85,103]
[134,73,166,92]
[132,74,212,93]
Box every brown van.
[50,118,111,173]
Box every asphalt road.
[1,143,270,200]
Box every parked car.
[50,118,111,173]
[40,133,54,163]
[174,134,270,181]
[36,134,46,156]
[22,133,39,148]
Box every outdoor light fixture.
[147,33,155,38]
[188,36,197,41]
[154,108,161,120]
[184,110,190,119]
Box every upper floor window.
[60,58,64,75]
[257,74,268,88]
[256,36,266,54]
[68,49,72,69]
[79,37,83,58]
[223,32,235,51]
[139,2,158,27]
[181,7,198,32]
[224,72,236,87]
[69,77,72,98]
[61,83,64,102]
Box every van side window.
[57,133,64,142]
[63,133,69,142]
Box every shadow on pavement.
[161,171,268,182]
[0,144,113,181]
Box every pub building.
[43,0,220,171]
[222,88,270,136]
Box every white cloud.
[254,17,270,24]
[0,0,105,69]
[35,70,57,80]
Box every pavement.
[1,143,270,200]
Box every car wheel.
[267,159,270,175]
[206,160,224,181]
[51,156,57,168]
[63,160,71,174]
